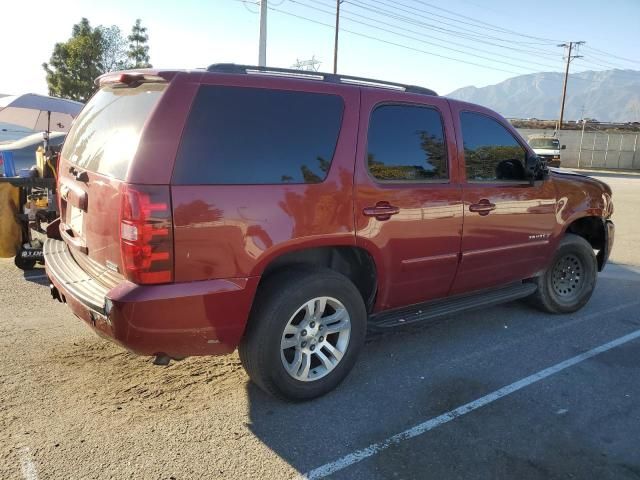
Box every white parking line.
[301,328,640,480]
[20,447,38,480]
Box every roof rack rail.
[206,64,438,96]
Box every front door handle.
[363,202,400,221]
[469,199,496,216]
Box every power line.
[408,0,562,44]
[583,45,640,65]
[266,4,527,75]
[362,0,562,48]
[232,0,638,88]
[578,56,635,71]
[288,0,560,73]
[341,0,563,61]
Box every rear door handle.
[469,200,496,216]
[363,202,400,221]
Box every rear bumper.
[44,238,259,357]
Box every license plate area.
[68,205,84,237]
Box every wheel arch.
[256,245,378,312]
[561,214,608,271]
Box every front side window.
[367,104,448,182]
[460,112,527,182]
[172,86,344,185]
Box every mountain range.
[447,69,640,122]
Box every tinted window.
[460,112,527,182]
[173,86,344,185]
[367,105,447,181]
[62,83,166,180]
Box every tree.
[100,25,129,72]
[42,19,130,102]
[43,18,104,102]
[127,19,152,68]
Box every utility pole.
[578,117,587,168]
[557,41,584,130]
[259,0,267,67]
[333,0,343,74]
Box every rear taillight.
[120,184,173,284]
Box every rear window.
[172,86,344,185]
[61,83,166,180]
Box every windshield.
[528,138,560,149]
[61,83,166,180]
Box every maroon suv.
[45,65,614,401]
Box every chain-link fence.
[516,127,640,170]
[577,131,640,169]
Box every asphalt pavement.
[1,173,639,480]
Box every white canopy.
[0,94,84,133]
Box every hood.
[550,168,613,196]
[550,168,614,219]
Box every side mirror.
[525,154,547,184]
[561,145,566,150]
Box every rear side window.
[62,83,166,180]
[173,86,344,185]
[367,104,448,182]
[460,112,527,182]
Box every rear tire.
[14,253,37,270]
[528,234,597,314]
[239,267,367,401]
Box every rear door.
[354,89,463,311]
[449,104,557,294]
[57,80,169,275]
[169,75,358,283]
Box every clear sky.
[2,0,639,97]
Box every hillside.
[447,69,640,122]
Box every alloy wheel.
[280,296,351,382]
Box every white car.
[527,136,565,167]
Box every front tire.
[239,267,367,401]
[528,234,597,314]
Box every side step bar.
[369,282,537,329]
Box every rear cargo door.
[58,81,168,276]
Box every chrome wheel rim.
[551,253,584,301]
[280,296,351,382]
